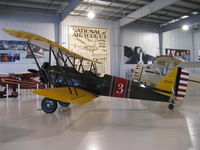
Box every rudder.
[155,67,189,99]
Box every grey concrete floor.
[0,92,200,150]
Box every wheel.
[168,104,174,110]
[58,101,70,107]
[41,97,57,113]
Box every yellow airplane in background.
[3,29,191,113]
[133,56,200,91]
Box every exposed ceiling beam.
[140,18,165,24]
[161,9,185,16]
[160,13,200,32]
[80,2,137,12]
[71,9,124,19]
[119,0,180,27]
[150,14,174,20]
[146,15,170,21]
[0,0,61,10]
[166,5,193,13]
[0,0,66,5]
[0,5,60,14]
[181,0,200,7]
[59,0,81,21]
[97,0,144,8]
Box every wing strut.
[78,59,83,72]
[58,48,68,67]
[48,45,52,88]
[27,42,41,70]
[51,47,76,95]
[67,57,75,69]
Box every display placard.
[165,48,190,62]
[69,25,110,75]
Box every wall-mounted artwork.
[165,48,190,62]
[0,40,49,64]
[69,25,110,75]
[124,46,155,64]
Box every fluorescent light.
[181,15,189,19]
[87,11,95,19]
[168,19,176,24]
[192,11,199,15]
[182,25,189,31]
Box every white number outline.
[116,83,124,94]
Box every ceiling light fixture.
[181,15,189,19]
[182,24,189,31]
[192,11,199,15]
[87,11,95,19]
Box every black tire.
[58,101,70,107]
[41,98,57,113]
[168,104,174,110]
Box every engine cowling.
[133,64,143,81]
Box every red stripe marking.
[179,83,188,87]
[178,89,186,92]
[145,70,160,75]
[180,77,189,81]
[177,94,185,98]
[181,72,189,76]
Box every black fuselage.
[47,67,170,103]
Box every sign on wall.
[0,40,49,64]
[69,25,110,76]
[124,46,155,64]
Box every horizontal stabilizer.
[33,87,97,105]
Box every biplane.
[0,72,45,98]
[3,29,190,112]
[133,56,200,91]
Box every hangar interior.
[0,0,200,150]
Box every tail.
[155,67,189,99]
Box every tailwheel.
[41,97,57,113]
[58,101,70,107]
[168,104,174,110]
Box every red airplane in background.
[0,71,45,98]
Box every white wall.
[60,16,120,76]
[120,23,160,77]
[162,28,194,60]
[162,28,200,73]
[194,30,200,61]
[0,10,57,73]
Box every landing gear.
[168,104,174,110]
[58,101,70,107]
[168,97,176,110]
[41,97,57,113]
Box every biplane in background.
[4,29,190,113]
[0,72,45,98]
[133,56,200,91]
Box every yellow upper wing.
[3,29,101,64]
[32,87,98,105]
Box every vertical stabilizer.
[155,67,189,99]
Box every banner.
[69,25,110,75]
[0,40,48,64]
[124,46,155,64]
[165,48,190,62]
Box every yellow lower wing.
[32,87,98,105]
